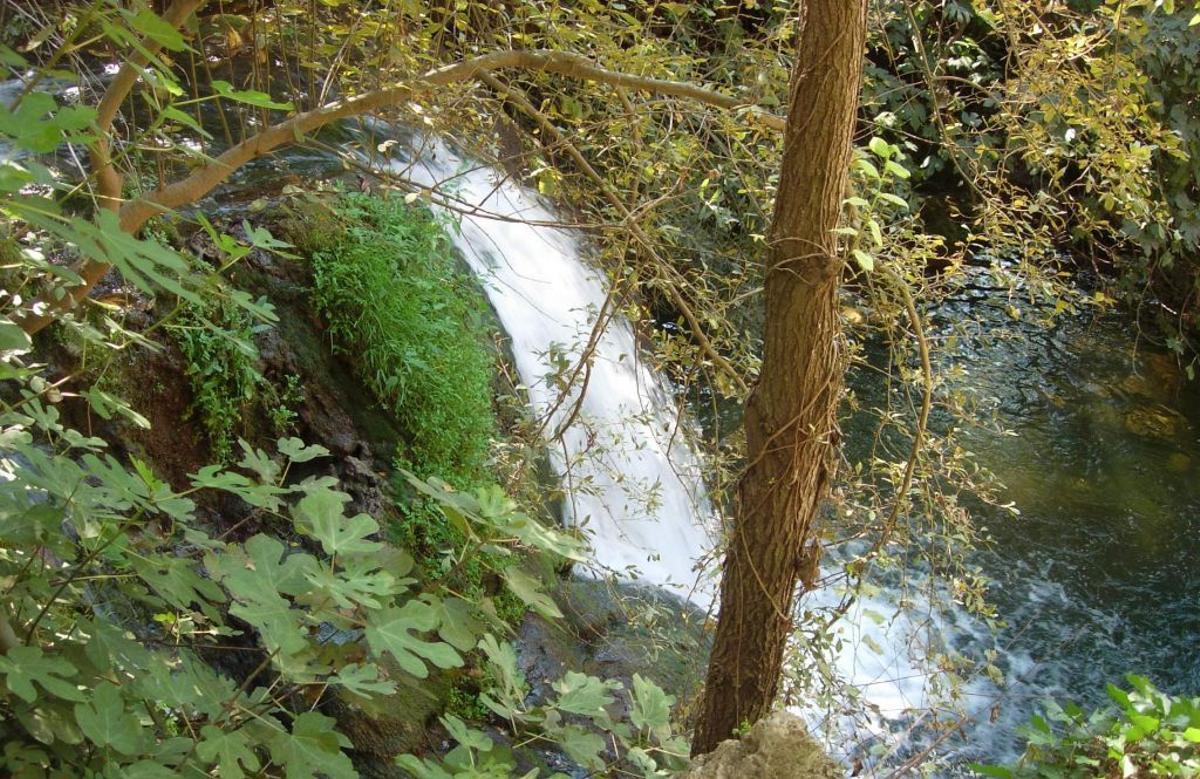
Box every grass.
[309,194,499,567]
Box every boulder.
[684,712,840,779]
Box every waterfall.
[377,133,957,761]
[387,135,717,606]
[370,132,1025,773]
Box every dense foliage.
[981,676,1200,777]
[0,0,1196,775]
[311,195,496,484]
[307,194,504,573]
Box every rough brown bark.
[692,0,867,755]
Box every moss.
[276,197,348,257]
[683,712,840,778]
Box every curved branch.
[91,0,205,210]
[21,49,784,335]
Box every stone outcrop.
[684,712,841,779]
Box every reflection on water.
[924,287,1200,766]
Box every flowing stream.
[378,138,1199,772]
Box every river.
[926,283,1200,769]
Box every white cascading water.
[388,136,717,606]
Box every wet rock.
[516,579,710,718]
[330,669,452,778]
[1123,405,1183,439]
[684,712,840,779]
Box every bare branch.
[22,48,785,335]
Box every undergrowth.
[168,297,265,461]
[981,676,1200,777]
[309,193,499,577]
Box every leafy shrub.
[0,402,582,775]
[167,297,265,461]
[979,676,1200,777]
[310,194,499,562]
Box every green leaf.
[127,8,188,51]
[294,488,383,556]
[197,725,261,778]
[74,683,144,755]
[477,634,528,715]
[212,80,294,111]
[552,671,617,718]
[236,441,280,485]
[278,437,330,463]
[191,465,289,510]
[884,160,911,180]
[852,249,875,273]
[867,218,883,248]
[441,714,494,753]
[332,663,397,698]
[0,317,33,359]
[555,724,606,770]
[365,600,463,678]
[132,554,225,612]
[425,595,483,652]
[0,646,83,703]
[501,566,562,619]
[868,137,893,159]
[301,559,401,610]
[630,674,675,741]
[228,594,310,667]
[266,711,355,779]
[855,158,881,180]
[209,534,318,599]
[394,754,455,779]
[161,106,212,139]
[878,192,908,209]
[1128,713,1159,735]
[89,210,200,303]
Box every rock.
[330,670,452,778]
[1123,405,1183,439]
[684,712,840,779]
[516,579,711,717]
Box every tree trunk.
[692,0,866,755]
